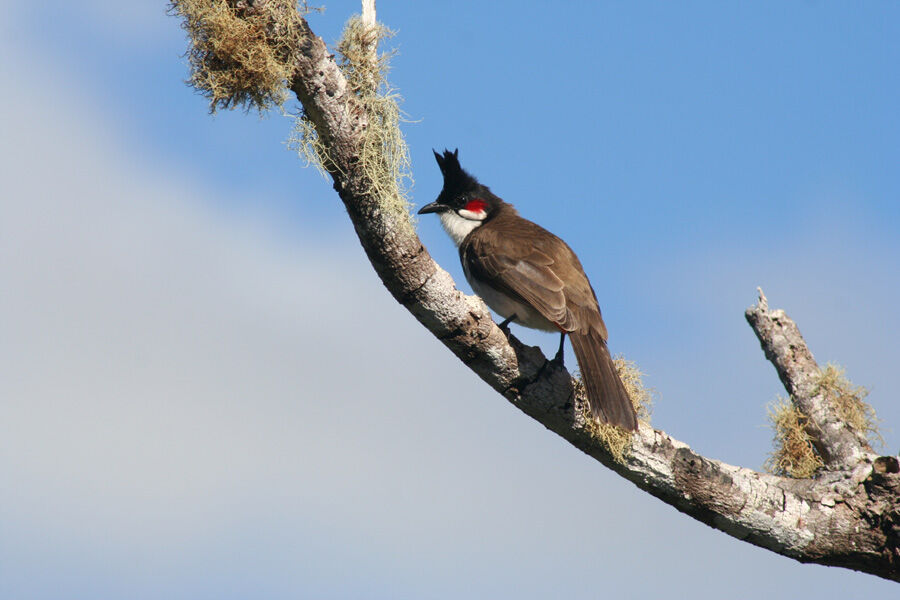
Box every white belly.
[466,271,559,332]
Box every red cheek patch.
[464,198,487,214]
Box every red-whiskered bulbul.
[419,149,638,431]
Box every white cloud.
[0,31,660,598]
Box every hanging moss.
[582,356,654,464]
[170,0,308,113]
[765,363,879,479]
[814,363,881,447]
[290,15,413,216]
[765,399,824,479]
[173,3,413,216]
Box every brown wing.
[463,208,635,429]
[462,212,608,340]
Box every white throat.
[438,210,485,246]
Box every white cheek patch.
[438,210,485,246]
[458,208,487,221]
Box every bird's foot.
[497,314,516,336]
[552,331,566,367]
[551,346,565,367]
[534,350,562,379]
[535,351,564,381]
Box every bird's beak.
[417,201,447,215]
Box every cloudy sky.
[1,1,898,598]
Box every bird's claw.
[550,351,565,367]
[497,314,516,336]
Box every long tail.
[568,330,638,431]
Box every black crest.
[433,148,480,199]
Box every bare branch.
[358,0,379,93]
[745,287,872,470]
[361,0,376,27]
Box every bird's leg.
[536,332,567,380]
[552,331,566,365]
[497,314,517,336]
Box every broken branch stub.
[745,288,872,470]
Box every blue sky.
[1,1,898,598]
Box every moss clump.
[290,15,413,215]
[765,363,880,478]
[170,0,308,113]
[814,363,881,447]
[172,2,413,213]
[765,399,824,479]
[582,357,653,464]
[290,111,333,177]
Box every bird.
[418,149,638,431]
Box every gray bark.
[184,3,900,582]
[745,288,872,470]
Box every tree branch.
[745,287,873,470]
[284,15,900,580]
[172,1,900,582]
